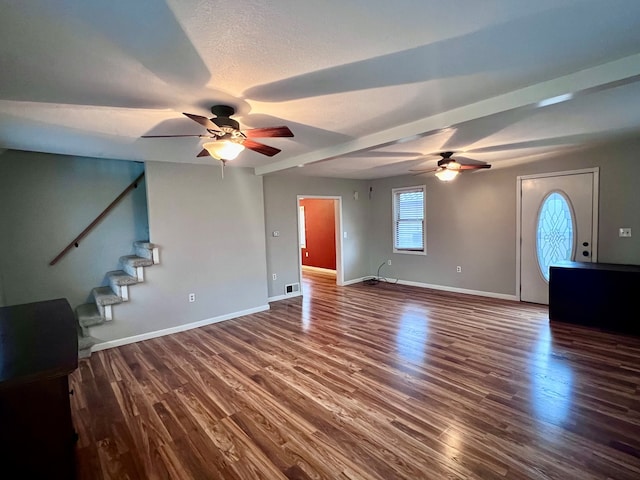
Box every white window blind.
[393,186,425,253]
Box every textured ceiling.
[1,0,639,179]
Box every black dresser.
[0,298,78,479]
[549,261,640,335]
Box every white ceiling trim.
[255,53,640,176]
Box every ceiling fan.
[410,151,491,181]
[142,105,294,164]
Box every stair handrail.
[49,172,145,266]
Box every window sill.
[393,249,426,256]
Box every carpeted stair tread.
[92,286,123,306]
[120,255,153,268]
[133,241,158,262]
[133,241,156,249]
[76,302,105,327]
[106,270,139,286]
[78,335,100,350]
[76,240,159,358]
[76,320,90,337]
[78,335,101,358]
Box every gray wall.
[92,161,269,341]
[368,137,640,296]
[263,174,370,297]
[0,150,148,308]
[2,137,637,343]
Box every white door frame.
[296,195,345,287]
[515,168,599,301]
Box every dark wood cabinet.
[549,261,640,335]
[0,299,78,479]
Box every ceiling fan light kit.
[434,168,459,182]
[203,141,245,161]
[411,151,491,181]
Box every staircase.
[76,241,159,358]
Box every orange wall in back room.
[300,198,336,270]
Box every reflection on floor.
[70,269,640,479]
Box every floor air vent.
[285,283,300,294]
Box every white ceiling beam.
[254,53,640,176]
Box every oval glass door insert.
[536,191,575,282]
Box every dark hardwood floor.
[70,271,640,479]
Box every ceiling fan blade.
[449,156,477,164]
[183,113,221,131]
[242,139,281,157]
[457,164,491,170]
[244,126,294,138]
[409,167,438,174]
[411,169,441,177]
[141,134,205,138]
[196,149,210,157]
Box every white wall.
[90,161,269,342]
[0,150,148,308]
[263,174,370,297]
[368,137,640,296]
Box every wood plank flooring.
[70,271,640,479]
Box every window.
[536,191,575,282]
[298,205,306,248]
[393,186,426,254]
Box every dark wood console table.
[549,261,640,335]
[0,298,78,479]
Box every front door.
[520,171,598,304]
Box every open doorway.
[296,196,344,293]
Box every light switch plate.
[619,228,632,237]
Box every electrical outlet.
[305,252,309,257]
[272,273,277,280]
[456,266,462,273]
[619,227,632,237]
[272,231,280,237]
[188,293,195,303]
[387,259,392,266]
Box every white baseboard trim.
[92,304,271,352]
[268,292,303,302]
[342,276,367,286]
[268,277,367,298]
[301,265,336,274]
[395,279,517,301]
